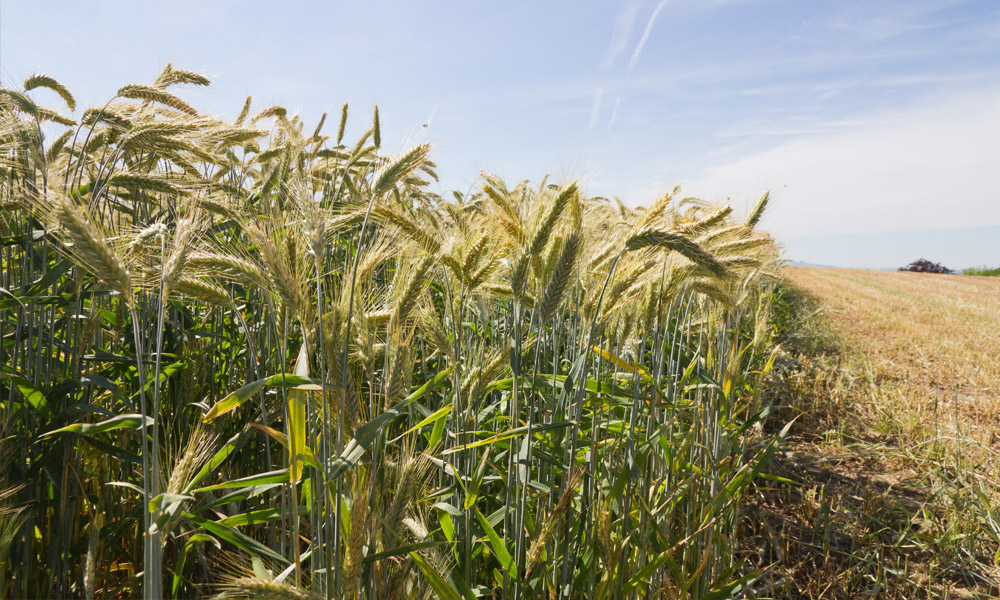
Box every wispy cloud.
[823,0,960,43]
[629,0,669,70]
[588,86,604,130]
[601,3,640,68]
[684,86,1000,237]
[608,96,622,128]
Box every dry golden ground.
[784,267,1000,447]
[749,267,1000,599]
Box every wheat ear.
[536,233,580,324]
[116,84,197,115]
[625,229,729,279]
[526,469,583,578]
[216,577,318,600]
[745,190,770,227]
[44,192,131,299]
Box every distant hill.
[787,261,900,272]
[779,225,1000,273]
[786,260,835,268]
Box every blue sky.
[2,0,999,268]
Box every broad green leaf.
[250,424,322,471]
[251,423,288,448]
[79,373,126,401]
[393,402,452,442]
[626,545,677,588]
[40,413,152,438]
[205,483,283,508]
[217,507,283,527]
[202,378,267,422]
[0,286,23,307]
[107,481,144,495]
[1,371,48,416]
[149,493,193,535]
[410,551,463,600]
[184,430,244,493]
[428,409,448,448]
[262,374,321,389]
[442,420,573,455]
[142,359,189,392]
[591,345,654,385]
[173,534,220,597]
[328,366,453,481]
[25,259,73,295]
[363,540,446,563]
[485,374,634,402]
[433,502,463,517]
[700,571,760,599]
[287,342,310,483]
[464,448,491,510]
[149,493,194,513]
[475,508,514,577]
[438,510,457,560]
[203,374,321,422]
[186,514,288,565]
[191,468,289,493]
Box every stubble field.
[763,267,1000,598]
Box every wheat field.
[0,68,784,598]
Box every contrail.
[629,0,669,70]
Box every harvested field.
[785,267,1000,438]
[755,267,1000,598]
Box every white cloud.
[629,0,669,70]
[684,87,1000,237]
[601,3,640,68]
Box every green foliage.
[962,265,1000,276]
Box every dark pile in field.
[899,258,953,273]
